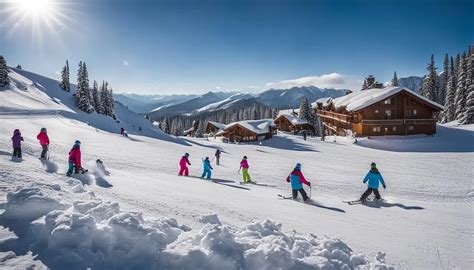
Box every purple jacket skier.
[11,129,24,159]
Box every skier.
[359,162,386,202]
[215,149,221,165]
[286,163,311,202]
[303,131,307,141]
[179,153,191,176]
[66,140,82,176]
[120,127,125,136]
[11,129,24,159]
[96,159,110,175]
[139,126,142,132]
[36,127,50,159]
[201,157,213,180]
[239,156,251,183]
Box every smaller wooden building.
[216,119,276,142]
[205,121,226,135]
[274,113,313,132]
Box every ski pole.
[309,186,312,199]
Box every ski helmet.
[243,156,247,159]
[371,162,376,168]
[14,129,20,134]
[295,163,302,170]
[74,140,81,146]
[41,127,47,132]
[185,153,189,157]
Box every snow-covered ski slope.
[0,69,473,269]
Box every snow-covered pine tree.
[75,62,94,113]
[454,53,468,121]
[421,54,438,102]
[298,98,311,120]
[161,117,170,134]
[107,87,115,118]
[16,65,22,69]
[98,81,106,114]
[91,80,100,111]
[0,55,10,86]
[195,120,204,138]
[174,120,184,136]
[59,60,71,91]
[439,53,449,105]
[443,57,457,123]
[459,48,473,124]
[391,71,399,86]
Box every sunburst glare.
[1,0,76,46]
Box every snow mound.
[0,185,394,269]
[0,251,47,269]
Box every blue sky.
[1,0,472,94]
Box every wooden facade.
[205,121,225,135]
[274,115,313,132]
[217,120,276,142]
[316,89,442,137]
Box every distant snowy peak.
[398,76,423,93]
[192,93,255,114]
[256,86,346,108]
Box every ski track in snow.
[0,69,473,269]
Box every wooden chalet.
[216,119,276,142]
[205,121,226,135]
[183,127,196,137]
[314,86,443,137]
[274,113,313,132]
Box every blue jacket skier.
[201,157,213,179]
[286,163,311,202]
[360,162,386,201]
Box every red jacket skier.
[36,127,50,159]
[179,153,191,176]
[67,140,82,176]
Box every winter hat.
[295,163,302,170]
[96,159,102,164]
[41,127,47,132]
[74,140,81,146]
[371,162,377,169]
[185,153,189,157]
[205,157,209,160]
[243,156,247,159]
[14,129,20,134]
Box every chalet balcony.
[316,109,353,123]
[361,119,437,125]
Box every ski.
[277,194,293,199]
[344,199,385,205]
[240,181,275,187]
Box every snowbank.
[0,185,395,270]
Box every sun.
[1,0,75,46]
[11,0,56,17]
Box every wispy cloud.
[215,86,221,90]
[122,60,129,66]
[266,73,356,89]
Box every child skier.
[286,163,311,202]
[215,149,221,165]
[179,153,191,176]
[66,140,82,176]
[239,156,251,183]
[36,127,50,159]
[359,162,386,202]
[11,129,24,159]
[201,157,213,179]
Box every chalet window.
[384,127,388,132]
[392,126,397,131]
[373,127,381,132]
[408,125,414,131]
[384,110,392,118]
[413,109,417,116]
[384,98,392,105]
[375,109,379,114]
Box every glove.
[307,182,311,187]
[383,184,386,189]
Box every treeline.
[59,60,115,118]
[419,45,473,124]
[156,103,279,136]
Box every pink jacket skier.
[179,153,191,176]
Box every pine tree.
[421,54,438,102]
[161,117,170,134]
[75,62,94,113]
[455,53,468,121]
[391,71,399,86]
[459,48,474,124]
[439,53,449,105]
[0,55,10,86]
[443,57,457,123]
[91,80,100,111]
[298,98,312,120]
[59,60,70,91]
[195,120,204,138]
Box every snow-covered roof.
[331,86,444,112]
[224,119,275,135]
[312,97,332,108]
[207,121,225,130]
[276,113,308,125]
[278,108,300,115]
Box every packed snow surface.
[0,69,473,269]
[331,86,444,112]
